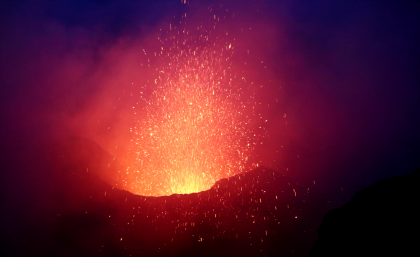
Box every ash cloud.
[0,1,177,150]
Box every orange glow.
[125,14,257,196]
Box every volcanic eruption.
[124,5,262,196]
[3,1,418,257]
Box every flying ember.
[126,11,258,196]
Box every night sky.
[1,0,419,248]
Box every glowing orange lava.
[126,13,257,196]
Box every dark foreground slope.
[2,137,334,257]
[311,169,419,256]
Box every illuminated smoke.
[125,10,259,196]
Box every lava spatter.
[126,10,259,196]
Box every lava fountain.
[126,8,260,196]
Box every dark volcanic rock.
[3,137,333,257]
[310,169,419,256]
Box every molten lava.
[125,10,258,196]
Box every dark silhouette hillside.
[311,169,419,256]
[2,137,335,257]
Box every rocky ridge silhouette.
[3,137,334,257]
[311,169,419,256]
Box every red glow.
[124,13,258,196]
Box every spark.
[126,13,257,196]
